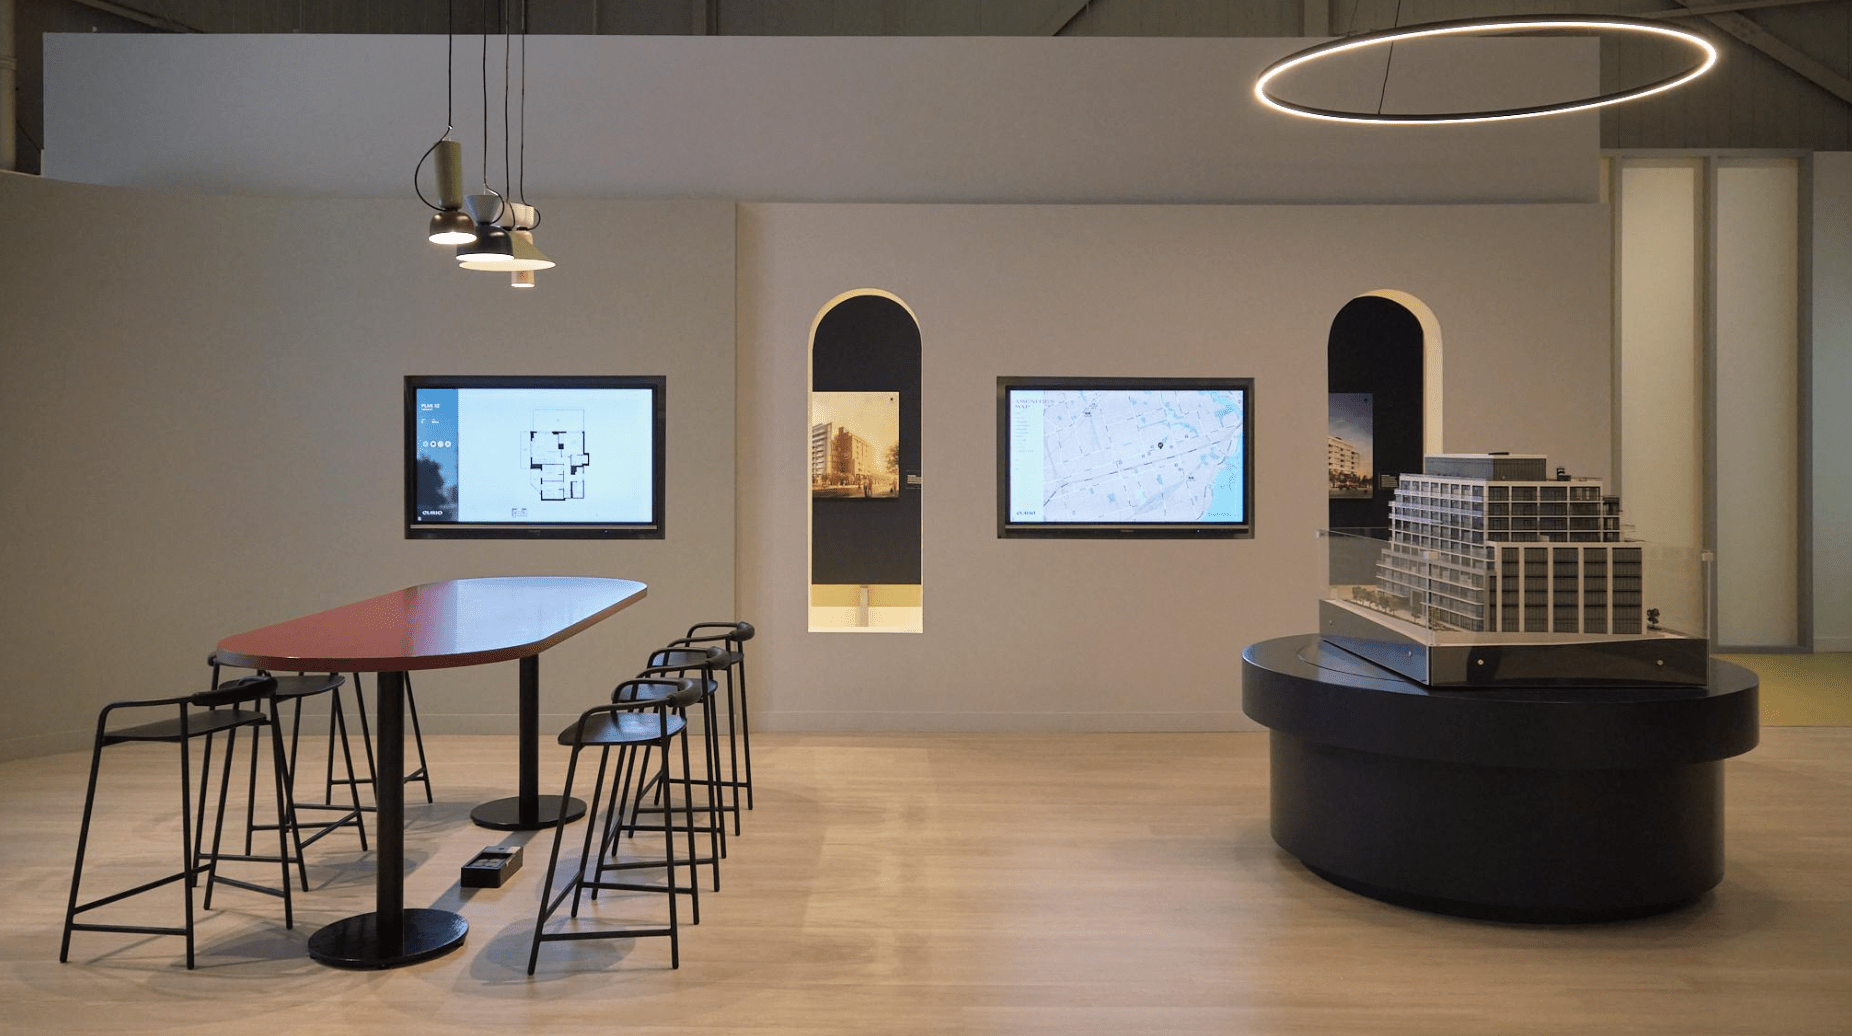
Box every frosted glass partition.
[1612,154,1809,649]
[1715,160,1801,647]
[1814,154,1852,652]
[1617,160,1704,557]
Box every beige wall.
[0,174,738,760]
[737,203,1613,731]
[0,176,1615,753]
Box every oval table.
[1242,634,1759,923]
[217,575,648,967]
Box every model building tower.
[1376,454,1644,635]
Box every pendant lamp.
[415,2,473,243]
[456,193,512,262]
[458,202,555,272]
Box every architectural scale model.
[1373,454,1642,635]
[1321,453,1708,687]
[526,409,590,502]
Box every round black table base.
[307,908,468,969]
[1242,635,1759,925]
[470,794,586,831]
[1299,861,1707,925]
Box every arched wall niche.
[806,289,923,633]
[1326,290,1445,533]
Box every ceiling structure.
[8,0,1852,176]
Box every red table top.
[214,576,648,673]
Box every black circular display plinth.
[1242,635,1759,924]
[307,908,468,969]
[470,793,585,831]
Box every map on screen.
[1006,385,1247,527]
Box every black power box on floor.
[461,845,523,888]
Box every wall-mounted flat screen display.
[405,375,665,539]
[998,376,1253,538]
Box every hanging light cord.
[1375,0,1404,117]
[413,0,458,212]
[519,0,539,229]
[502,12,512,221]
[475,0,504,221]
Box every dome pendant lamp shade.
[458,205,554,272]
[455,193,512,262]
[425,139,477,244]
[459,229,555,272]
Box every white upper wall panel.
[42,33,1598,203]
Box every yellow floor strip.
[1717,652,1852,726]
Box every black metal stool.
[333,672,436,806]
[207,654,368,890]
[665,621,755,829]
[61,675,294,969]
[621,645,729,889]
[528,677,706,974]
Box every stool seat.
[266,673,344,701]
[653,647,742,669]
[559,710,686,746]
[624,674,719,700]
[104,708,272,744]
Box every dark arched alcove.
[1328,295,1424,533]
[810,292,922,586]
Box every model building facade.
[1376,454,1644,635]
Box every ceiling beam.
[1036,0,1092,36]
[61,0,200,32]
[1303,0,1331,37]
[1646,0,1839,18]
[1669,0,1852,107]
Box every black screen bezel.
[996,375,1255,539]
[404,374,667,540]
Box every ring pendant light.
[1254,15,1718,125]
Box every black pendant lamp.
[415,1,474,244]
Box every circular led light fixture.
[1254,15,1717,125]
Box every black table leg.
[309,670,468,967]
[470,654,585,831]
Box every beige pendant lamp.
[415,2,473,244]
[452,1,556,287]
[425,0,556,285]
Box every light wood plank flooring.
[4,730,1848,1035]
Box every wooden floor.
[4,729,1848,1036]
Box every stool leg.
[328,689,370,850]
[528,742,591,975]
[735,654,754,811]
[264,714,296,930]
[178,725,201,970]
[349,674,380,799]
[570,746,615,919]
[668,724,690,967]
[404,676,435,803]
[59,734,109,964]
[699,693,726,879]
[202,727,241,912]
